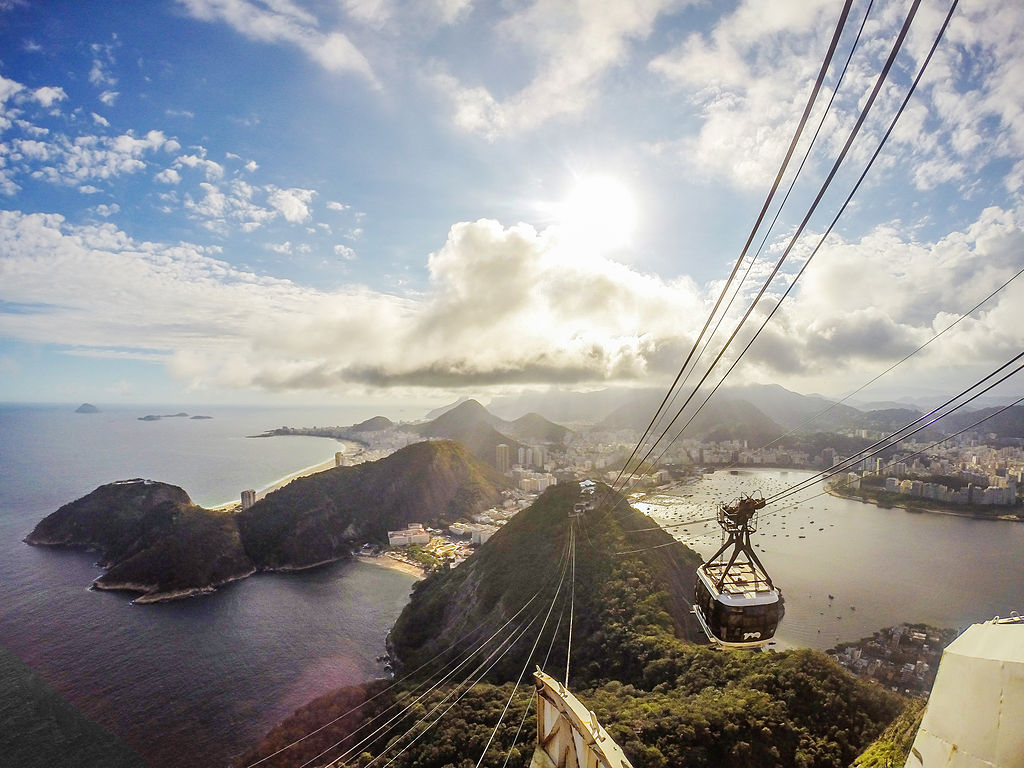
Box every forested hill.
[238,440,506,569]
[26,441,506,602]
[389,482,706,682]
[243,484,907,768]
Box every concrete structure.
[387,523,430,547]
[240,489,256,509]
[496,443,511,473]
[904,614,1024,768]
[530,669,633,768]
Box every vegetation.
[243,483,909,768]
[851,699,925,768]
[27,441,506,600]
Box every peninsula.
[25,440,505,603]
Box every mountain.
[24,479,254,603]
[725,382,863,430]
[424,397,473,420]
[412,400,519,466]
[411,399,571,466]
[26,441,506,602]
[238,440,506,569]
[504,412,571,444]
[348,415,394,432]
[599,390,785,445]
[486,387,658,424]
[858,407,924,432]
[938,404,1024,438]
[75,402,100,413]
[243,483,906,768]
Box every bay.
[638,468,1024,650]
[0,403,419,768]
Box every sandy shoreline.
[208,440,363,510]
[356,554,426,580]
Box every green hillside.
[242,483,906,768]
[26,441,506,601]
[238,440,506,568]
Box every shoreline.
[826,488,1023,522]
[207,441,363,510]
[356,553,426,580]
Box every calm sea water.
[0,403,419,768]
[639,468,1024,650]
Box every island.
[24,440,505,603]
[138,412,192,421]
[75,403,100,414]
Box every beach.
[357,553,427,579]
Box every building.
[388,523,431,547]
[496,443,511,473]
[240,489,256,509]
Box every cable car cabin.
[694,561,784,648]
[693,493,785,649]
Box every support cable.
[565,520,577,687]
[637,0,875,470]
[369,532,575,768]
[612,0,937,502]
[598,0,857,512]
[767,393,1024,514]
[298,537,572,768]
[766,354,1024,506]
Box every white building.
[388,523,430,547]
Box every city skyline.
[1,0,1023,409]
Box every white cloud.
[176,152,224,179]
[647,0,1024,193]
[99,90,119,106]
[32,86,67,108]
[155,168,182,184]
[244,159,258,172]
[94,203,121,217]
[91,112,110,127]
[268,186,315,223]
[268,241,293,254]
[334,244,356,259]
[326,200,349,211]
[2,205,1021,395]
[178,0,377,84]
[434,0,691,138]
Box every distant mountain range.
[25,441,506,603]
[410,399,571,467]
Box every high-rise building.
[241,489,256,509]
[496,443,511,473]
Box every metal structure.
[530,669,634,768]
[693,493,784,648]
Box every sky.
[1,0,1023,410]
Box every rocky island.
[25,440,505,603]
[75,403,100,413]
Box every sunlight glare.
[557,175,638,253]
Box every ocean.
[0,403,420,768]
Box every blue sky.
[1,0,1022,408]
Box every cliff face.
[237,440,506,569]
[27,441,507,601]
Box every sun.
[556,175,638,252]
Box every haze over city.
[1,0,1022,408]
